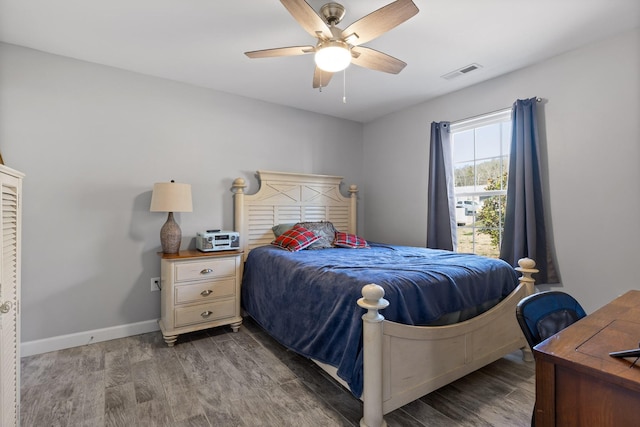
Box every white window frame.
[451,108,512,256]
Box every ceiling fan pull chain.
[343,69,347,104]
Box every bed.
[231,170,537,427]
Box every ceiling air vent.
[441,63,482,80]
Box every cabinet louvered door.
[0,166,23,427]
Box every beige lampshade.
[150,182,193,213]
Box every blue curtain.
[427,122,456,250]
[500,98,558,283]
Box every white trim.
[455,189,507,198]
[450,107,512,133]
[20,319,160,357]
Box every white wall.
[363,28,640,314]
[0,43,364,348]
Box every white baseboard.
[21,319,160,357]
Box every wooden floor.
[21,317,535,426]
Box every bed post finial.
[516,258,538,296]
[358,284,389,427]
[232,178,246,194]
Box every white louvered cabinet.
[0,165,23,427]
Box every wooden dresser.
[533,290,640,427]
[158,250,243,346]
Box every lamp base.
[160,212,182,254]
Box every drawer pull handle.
[201,311,212,318]
[0,301,11,314]
[200,268,214,275]
[201,289,213,296]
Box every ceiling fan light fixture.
[315,40,351,72]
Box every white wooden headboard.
[232,170,358,260]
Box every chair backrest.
[516,291,587,350]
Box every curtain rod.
[451,97,542,126]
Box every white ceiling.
[1,0,639,123]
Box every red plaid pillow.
[271,225,321,252]
[333,232,369,249]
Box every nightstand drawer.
[174,299,236,328]
[174,257,236,282]
[175,278,235,304]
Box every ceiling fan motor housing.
[320,2,346,25]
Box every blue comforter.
[241,243,518,397]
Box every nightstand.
[158,249,243,346]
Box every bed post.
[349,184,358,234]
[515,257,538,361]
[357,284,389,427]
[515,257,538,296]
[232,177,246,238]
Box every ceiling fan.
[244,0,419,89]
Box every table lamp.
[150,180,192,254]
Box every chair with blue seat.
[516,290,587,351]
[516,290,587,426]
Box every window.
[451,109,511,257]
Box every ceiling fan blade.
[341,0,419,46]
[312,67,334,88]
[245,46,315,59]
[351,46,406,74]
[280,0,333,40]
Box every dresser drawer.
[174,299,236,328]
[175,278,235,305]
[174,257,236,282]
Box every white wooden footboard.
[357,258,538,427]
